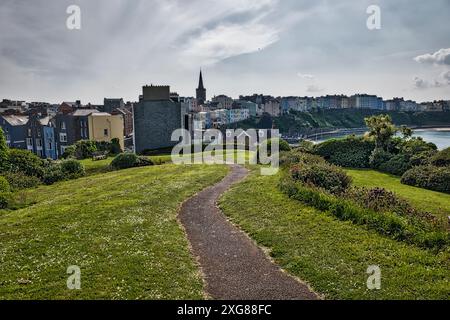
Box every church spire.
[196,69,206,105]
[198,69,205,89]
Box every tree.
[364,115,397,151]
[0,127,9,172]
[400,125,413,140]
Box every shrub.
[110,153,153,170]
[60,159,85,179]
[378,154,411,176]
[280,150,325,167]
[0,128,9,172]
[61,145,76,159]
[75,140,98,159]
[0,176,10,193]
[290,161,352,194]
[295,140,314,153]
[401,165,450,194]
[313,136,375,168]
[2,172,41,191]
[8,149,44,178]
[109,138,122,155]
[0,192,9,209]
[369,148,393,169]
[279,174,448,250]
[42,164,65,185]
[430,147,450,167]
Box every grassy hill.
[0,164,228,299]
[346,169,450,219]
[219,169,450,300]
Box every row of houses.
[1,106,125,159]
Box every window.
[36,139,42,147]
[47,142,53,150]
[27,128,32,136]
[61,121,66,130]
[104,129,108,137]
[60,133,67,142]
[26,138,33,146]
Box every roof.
[72,109,99,117]
[2,115,29,126]
[39,116,51,126]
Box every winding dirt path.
[179,165,318,300]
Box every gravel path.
[179,165,318,300]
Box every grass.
[346,168,450,219]
[219,169,450,299]
[0,163,229,299]
[80,151,253,176]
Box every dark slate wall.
[134,100,184,153]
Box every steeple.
[198,70,205,89]
[196,69,206,105]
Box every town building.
[212,95,233,110]
[133,85,187,153]
[87,112,124,150]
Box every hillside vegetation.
[0,164,229,299]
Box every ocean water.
[412,129,450,150]
[313,128,450,150]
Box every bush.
[430,147,450,167]
[313,136,375,168]
[0,176,10,193]
[0,128,9,172]
[280,150,326,167]
[295,140,315,153]
[2,172,41,191]
[369,148,393,169]
[279,174,448,250]
[8,149,44,178]
[401,165,450,194]
[61,145,76,159]
[109,138,122,155]
[290,161,352,194]
[378,154,411,176]
[60,159,85,179]
[110,153,153,170]
[42,164,65,185]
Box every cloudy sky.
[1,0,449,104]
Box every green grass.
[0,164,229,299]
[346,169,450,219]
[219,169,450,299]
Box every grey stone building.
[134,85,187,153]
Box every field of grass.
[0,164,229,299]
[346,169,450,219]
[219,169,450,299]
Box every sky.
[0,0,449,104]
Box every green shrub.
[61,145,76,159]
[61,159,85,179]
[369,148,393,169]
[313,136,375,168]
[0,128,9,172]
[280,150,326,167]
[0,192,9,209]
[279,174,448,250]
[401,165,450,194]
[42,164,65,185]
[290,161,352,194]
[111,153,153,170]
[109,138,122,155]
[430,147,450,167]
[378,154,411,176]
[295,140,314,153]
[0,176,10,193]
[2,172,41,191]
[8,149,44,178]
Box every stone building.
[133,85,187,153]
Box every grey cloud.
[414,48,450,65]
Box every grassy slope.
[346,169,450,219]
[219,170,449,300]
[0,164,229,299]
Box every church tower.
[196,70,206,105]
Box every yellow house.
[88,112,124,150]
